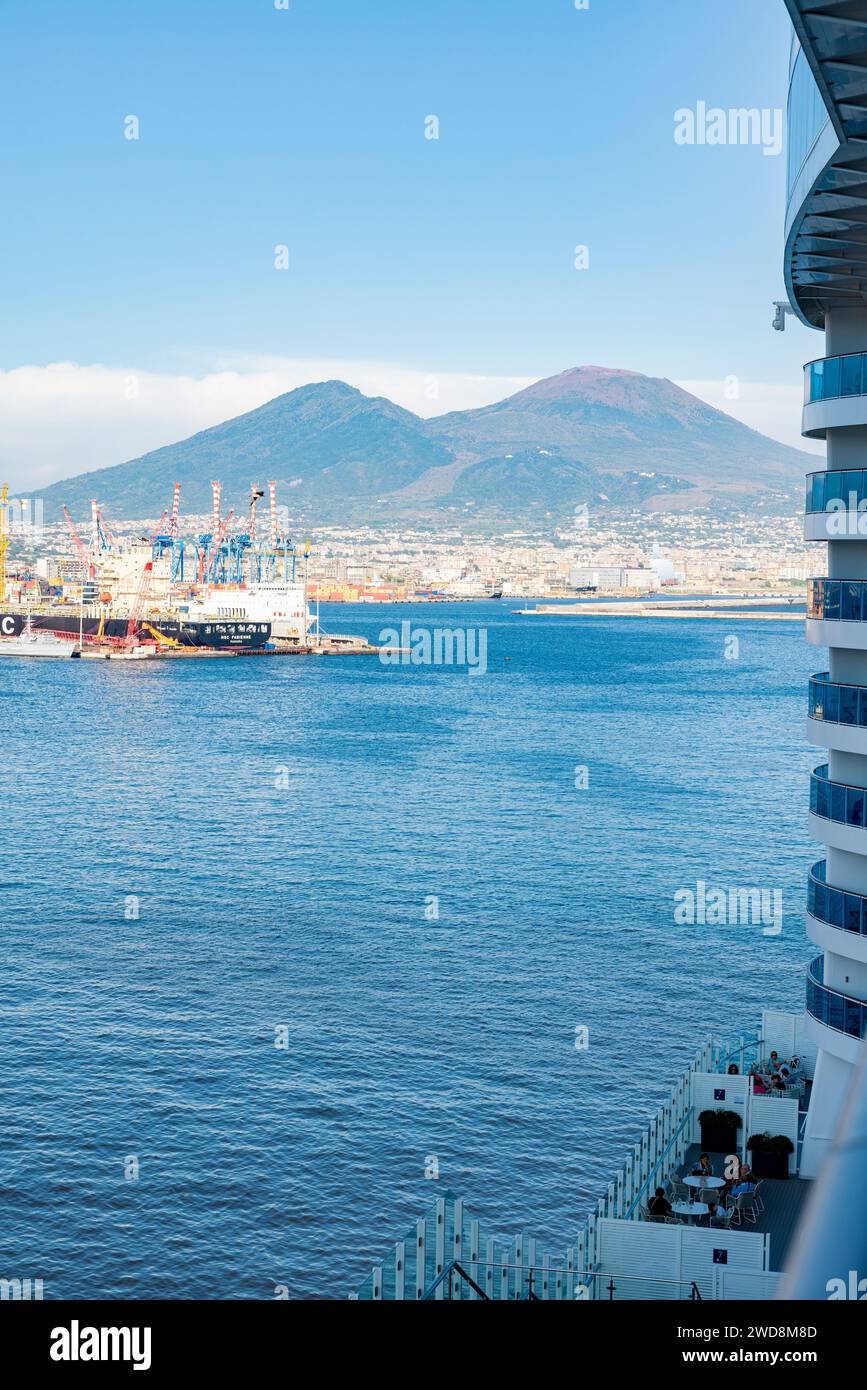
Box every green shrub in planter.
[746,1132,795,1180]
[698,1109,742,1154]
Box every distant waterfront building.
[569,565,658,591]
[785,5,867,1177]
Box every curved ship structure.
[786,2,867,1182]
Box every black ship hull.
[0,612,271,650]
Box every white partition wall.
[712,1269,781,1299]
[747,1095,799,1169]
[761,1010,817,1078]
[595,1218,770,1301]
[689,1073,750,1151]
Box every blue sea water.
[0,603,816,1299]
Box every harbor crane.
[248,484,265,543]
[124,560,154,648]
[95,506,114,550]
[0,484,8,603]
[169,482,181,537]
[63,506,95,578]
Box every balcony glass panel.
[841,354,863,396]
[810,767,867,831]
[845,894,863,934]
[832,783,847,821]
[848,787,865,825]
[828,989,846,1031]
[810,473,824,512]
[824,471,845,507]
[825,582,841,620]
[804,354,867,404]
[806,578,867,619]
[840,685,858,724]
[842,584,863,622]
[806,955,867,1038]
[808,681,825,719]
[846,470,866,506]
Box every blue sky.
[0,0,823,487]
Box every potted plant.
[746,1132,795,1180]
[698,1109,742,1154]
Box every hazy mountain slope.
[37,381,453,520]
[34,367,816,525]
[426,366,811,492]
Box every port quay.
[0,480,377,661]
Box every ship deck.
[679,1144,812,1270]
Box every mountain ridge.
[34,366,815,526]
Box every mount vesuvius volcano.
[35,366,814,526]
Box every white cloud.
[677,378,822,456]
[0,358,535,492]
[0,359,818,494]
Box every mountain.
[35,367,816,527]
[426,367,811,502]
[37,381,453,521]
[445,448,695,512]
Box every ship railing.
[353,1191,586,1301]
[420,1260,702,1302]
[710,1034,762,1075]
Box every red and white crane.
[169,482,181,537]
[124,560,154,648]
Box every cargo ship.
[0,608,270,650]
[180,580,308,642]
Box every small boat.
[0,616,80,659]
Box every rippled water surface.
[0,603,815,1298]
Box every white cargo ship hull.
[182,582,309,641]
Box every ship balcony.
[804,470,867,541]
[806,955,867,1064]
[808,763,867,852]
[806,861,867,964]
[803,354,867,438]
[806,580,867,651]
[807,673,867,753]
